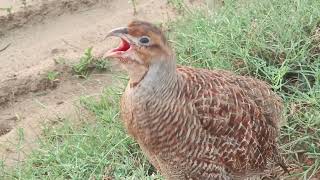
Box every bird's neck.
[133,55,179,97]
[127,65,149,88]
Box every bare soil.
[0,0,176,166]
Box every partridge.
[104,20,287,180]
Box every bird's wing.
[177,66,285,174]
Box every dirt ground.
[0,0,177,167]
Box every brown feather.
[117,21,287,180]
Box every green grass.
[47,71,59,82]
[2,0,320,179]
[2,86,160,179]
[72,47,110,78]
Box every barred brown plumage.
[104,20,288,179]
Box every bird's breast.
[121,87,156,141]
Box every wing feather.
[177,66,284,174]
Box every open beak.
[106,27,128,38]
[104,27,132,59]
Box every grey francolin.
[104,21,288,180]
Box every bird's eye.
[139,37,150,44]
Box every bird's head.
[104,21,175,86]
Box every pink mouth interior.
[111,38,130,52]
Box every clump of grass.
[72,47,110,78]
[47,71,59,82]
[94,59,110,71]
[72,47,94,77]
[171,0,320,92]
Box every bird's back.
[177,66,286,176]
